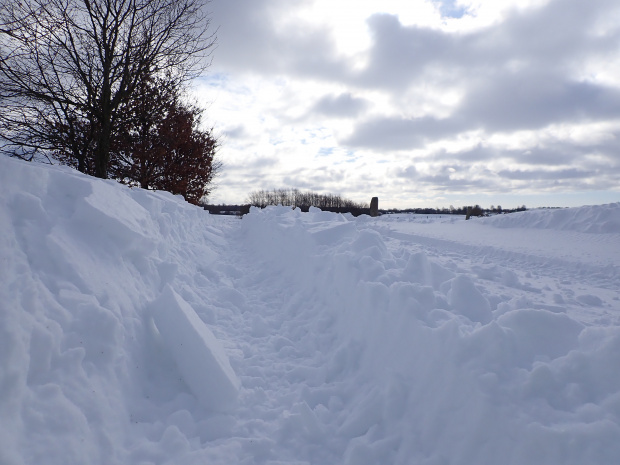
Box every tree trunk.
[95,73,112,179]
[95,117,111,178]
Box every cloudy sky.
[195,0,620,209]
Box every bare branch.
[0,0,215,177]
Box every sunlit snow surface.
[1,156,620,464]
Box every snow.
[484,204,620,234]
[150,285,240,412]
[1,155,620,464]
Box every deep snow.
[1,155,620,464]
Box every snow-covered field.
[2,155,620,465]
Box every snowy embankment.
[484,204,620,234]
[1,155,620,464]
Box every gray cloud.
[497,168,594,181]
[343,77,620,152]
[208,0,349,79]
[393,165,419,179]
[358,14,457,89]
[358,0,620,89]
[432,143,587,167]
[283,165,347,186]
[311,93,368,118]
[226,155,279,172]
[416,172,504,193]
[343,115,464,150]
[389,133,620,194]
[432,146,499,163]
[341,0,620,151]
[223,125,249,140]
[460,77,620,132]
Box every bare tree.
[0,0,215,178]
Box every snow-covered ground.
[1,155,620,465]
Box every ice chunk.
[150,286,240,412]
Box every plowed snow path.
[195,219,352,463]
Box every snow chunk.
[402,252,433,287]
[447,275,492,324]
[150,286,240,412]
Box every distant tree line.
[381,205,528,216]
[0,0,219,205]
[247,188,369,214]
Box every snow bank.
[0,157,239,465]
[483,203,620,233]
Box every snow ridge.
[482,203,620,233]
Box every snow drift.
[483,203,620,233]
[1,155,620,464]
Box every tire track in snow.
[379,227,620,326]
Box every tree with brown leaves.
[112,74,220,204]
